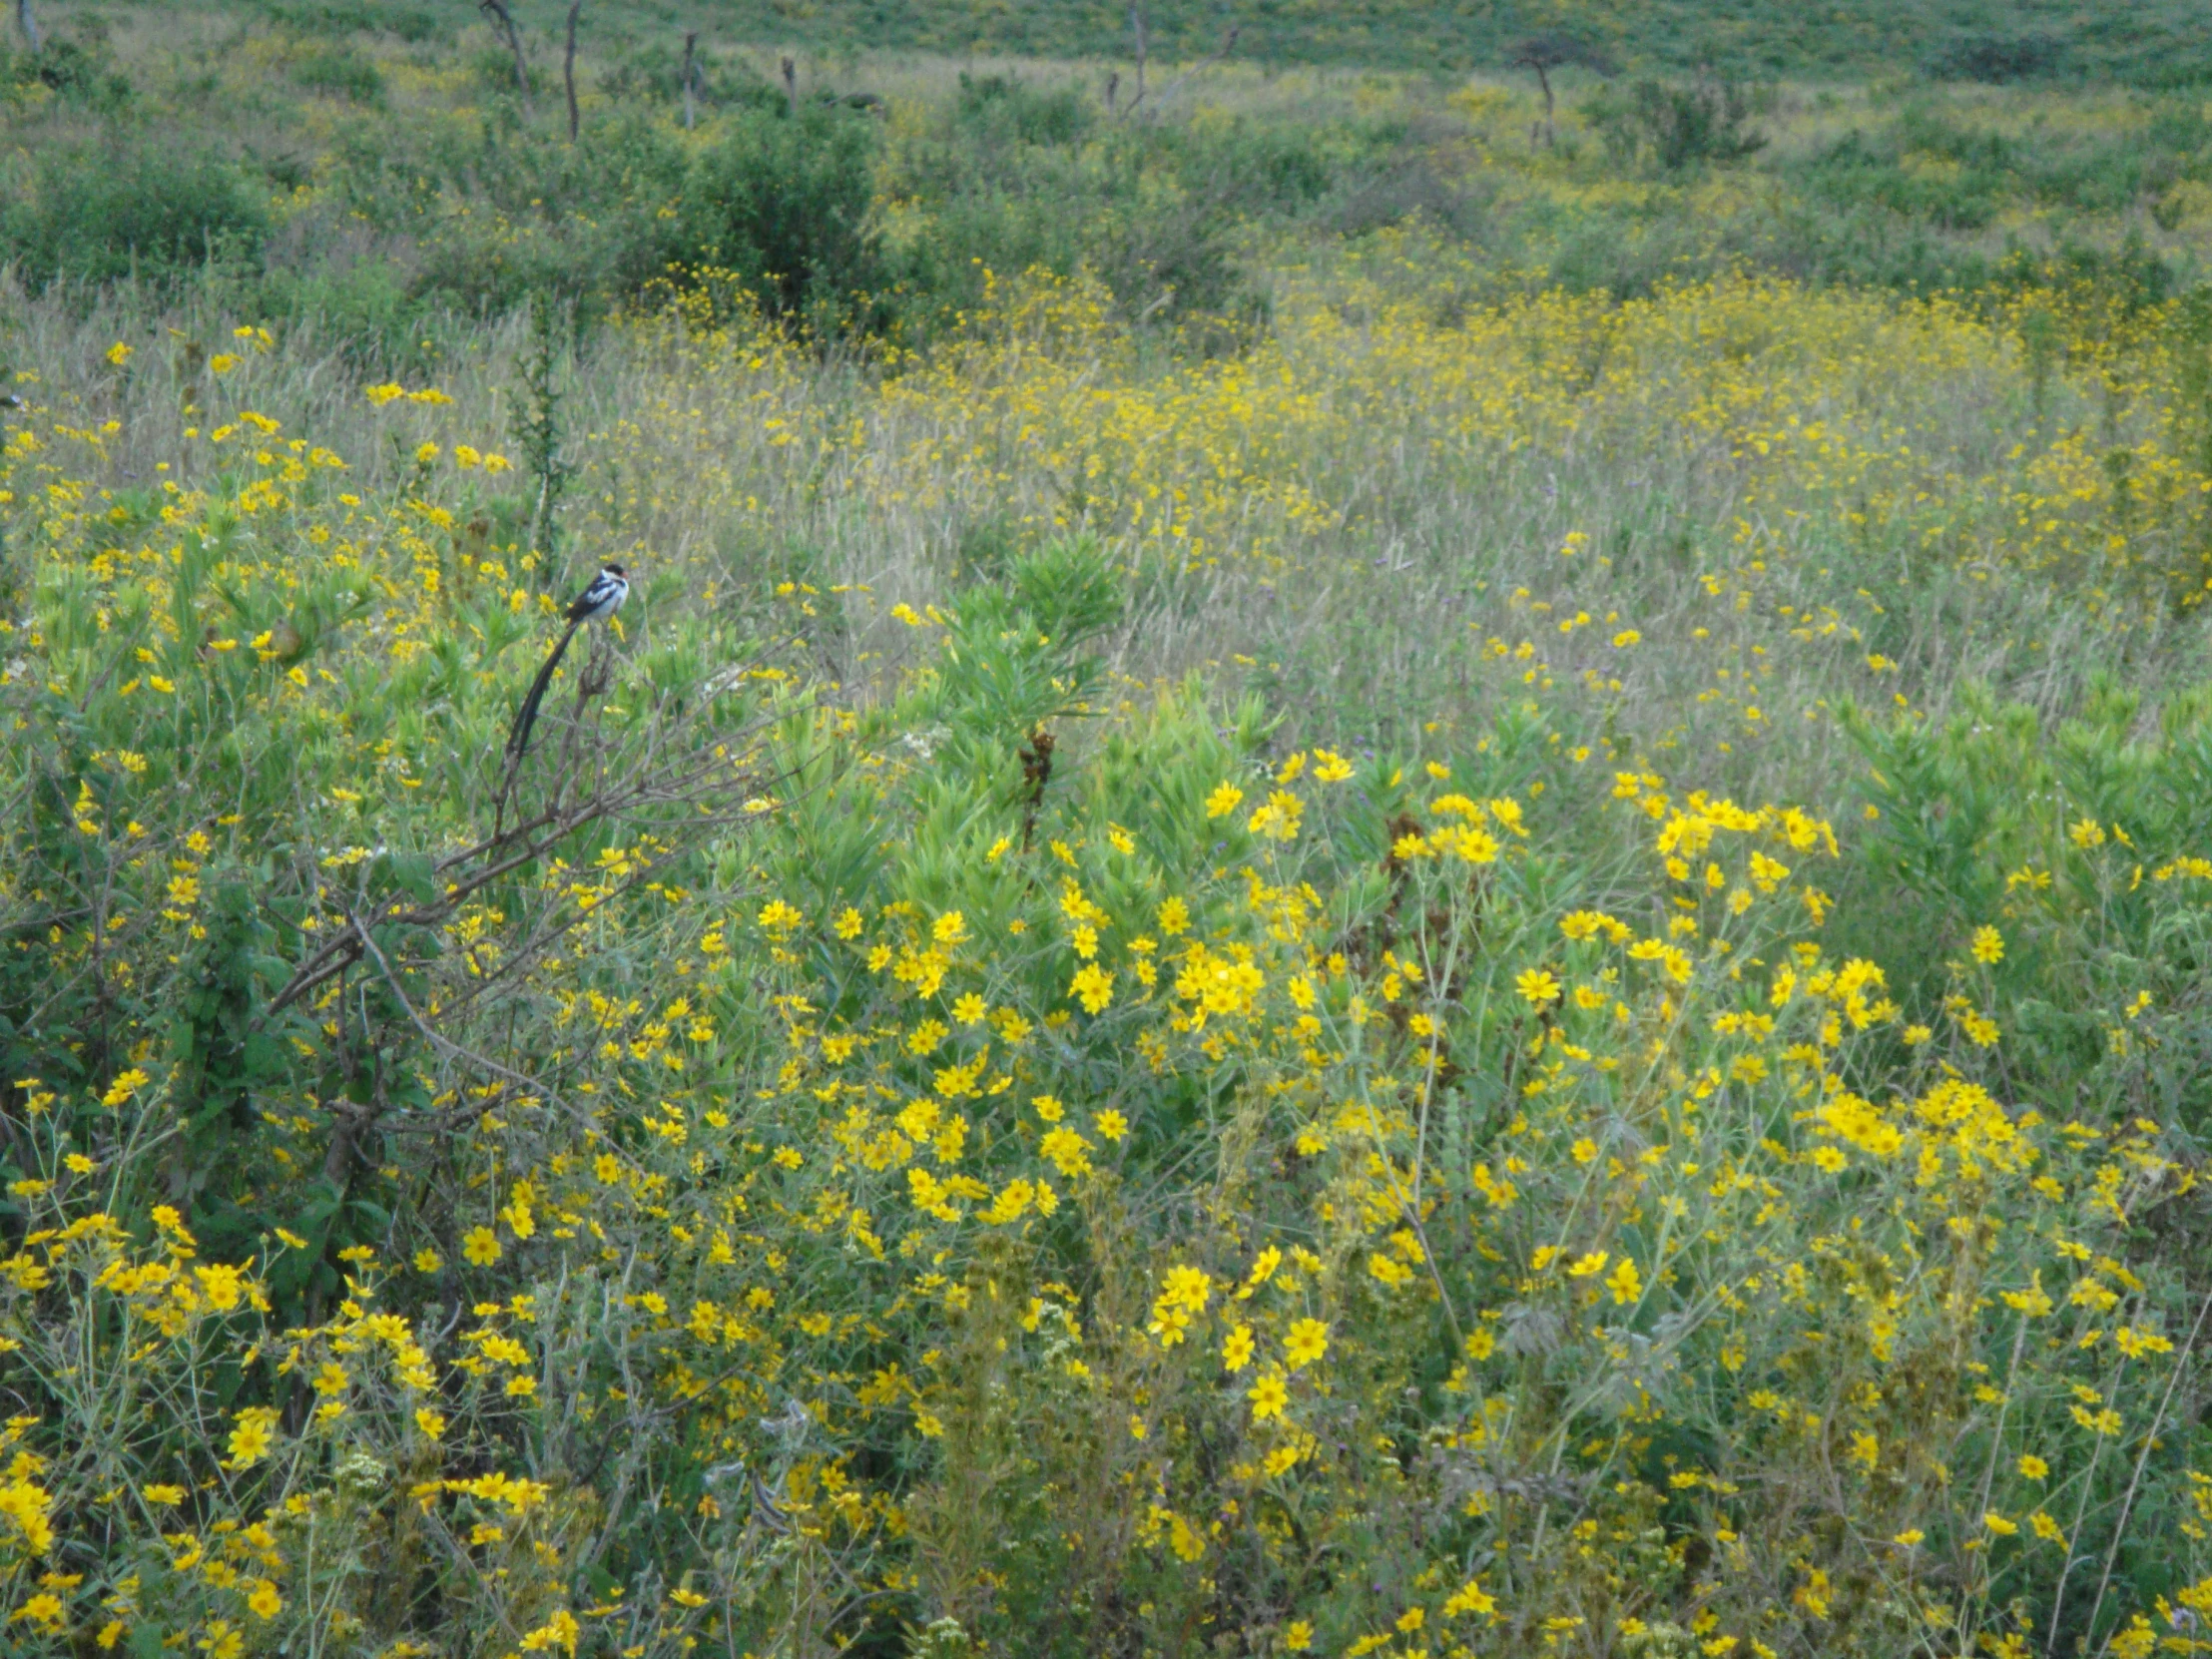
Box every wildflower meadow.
[6,7,2212,1658]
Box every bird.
[506,562,630,760]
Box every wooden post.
[781,54,798,116]
[564,0,583,142]
[682,31,699,129]
[14,0,40,52]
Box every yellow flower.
[1604,1256,1643,1305]
[101,1067,151,1109]
[1204,782,1245,819]
[2017,1453,2048,1479]
[247,1580,281,1619]
[226,1407,277,1468]
[1984,1511,2017,1536]
[107,341,132,366]
[1284,1318,1329,1370]
[1247,790,1303,841]
[1442,1577,1497,1618]
[416,1407,446,1440]
[1611,629,1641,648]
[1039,1126,1093,1178]
[1515,968,1561,1007]
[1069,963,1114,1014]
[462,1227,502,1266]
[1222,1323,1255,1372]
[1970,925,2004,964]
[1248,1370,1289,1421]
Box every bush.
[596,45,786,116]
[1587,77,1770,172]
[5,39,133,112]
[659,103,889,330]
[0,142,271,287]
[258,0,443,42]
[1927,31,2070,84]
[289,41,385,104]
[955,72,1094,147]
[255,256,443,371]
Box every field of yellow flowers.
[9,36,2212,1659]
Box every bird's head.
[604,562,628,579]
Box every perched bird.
[506,562,630,760]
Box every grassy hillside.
[227,0,2212,85]
[5,8,2212,1659]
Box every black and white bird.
[506,562,630,760]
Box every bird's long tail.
[507,619,582,760]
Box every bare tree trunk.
[1104,68,1118,115]
[682,30,698,129]
[1535,61,1555,148]
[13,0,39,52]
[480,0,531,108]
[564,0,583,143]
[781,54,798,117]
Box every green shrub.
[258,0,443,42]
[255,257,444,371]
[5,39,133,112]
[596,46,785,116]
[289,40,385,104]
[1587,77,1770,172]
[955,72,1094,147]
[0,142,271,287]
[659,103,889,329]
[1926,31,2069,84]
